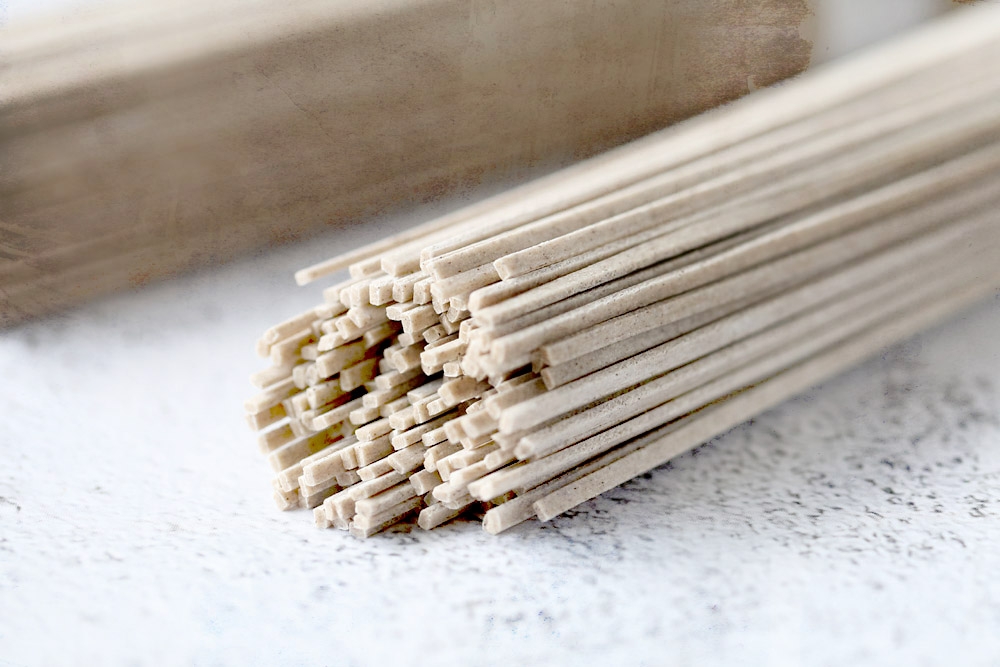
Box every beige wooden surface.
[0,0,811,326]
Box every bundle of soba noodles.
[245,4,1000,537]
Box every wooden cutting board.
[0,0,812,326]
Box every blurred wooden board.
[0,0,812,326]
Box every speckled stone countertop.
[1,210,998,666]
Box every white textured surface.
[1,207,999,666]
